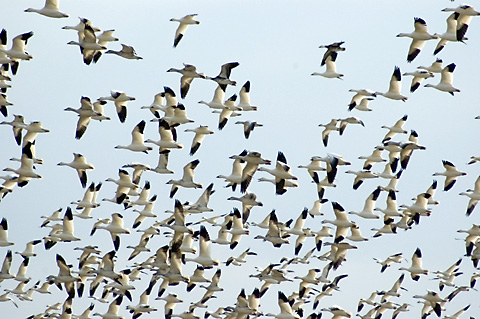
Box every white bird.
[24,0,69,18]
[433,12,466,55]
[402,70,434,93]
[257,151,298,195]
[57,153,95,188]
[347,88,376,110]
[375,66,408,101]
[167,63,206,99]
[167,159,202,198]
[399,247,428,281]
[92,213,131,251]
[217,94,240,130]
[236,81,258,111]
[311,52,344,79]
[0,31,34,61]
[254,210,290,248]
[207,62,239,91]
[185,125,214,155]
[318,119,340,147]
[3,143,42,187]
[146,118,184,151]
[322,201,355,243]
[345,169,378,190]
[227,191,263,224]
[99,90,136,123]
[424,63,460,95]
[433,160,466,191]
[442,4,480,41]
[348,187,381,219]
[106,43,142,60]
[185,226,219,268]
[64,96,102,139]
[198,85,225,110]
[93,295,124,319]
[459,175,480,216]
[152,149,174,174]
[170,14,200,47]
[396,17,437,62]
[373,252,404,273]
[0,114,25,145]
[235,120,263,139]
[115,120,153,153]
[217,150,246,191]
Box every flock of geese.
[1,0,480,319]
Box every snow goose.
[50,207,81,243]
[0,93,13,117]
[442,4,480,41]
[0,250,14,282]
[347,88,376,110]
[0,114,25,145]
[319,41,346,66]
[0,31,34,61]
[0,218,13,247]
[371,216,397,238]
[167,63,206,99]
[396,17,437,62]
[24,0,69,18]
[105,43,142,59]
[185,226,219,268]
[399,248,429,281]
[127,283,157,317]
[22,121,50,145]
[237,81,258,111]
[161,103,194,126]
[424,63,460,95]
[433,160,466,191]
[402,70,434,92]
[412,291,444,317]
[235,120,263,139]
[258,151,298,195]
[217,151,246,190]
[265,291,300,319]
[104,169,139,204]
[93,295,124,319]
[15,240,41,259]
[3,142,42,187]
[400,192,432,224]
[433,12,466,55]
[338,116,364,135]
[345,169,378,190]
[381,114,408,142]
[67,25,106,65]
[254,210,290,248]
[170,14,200,47]
[199,85,226,110]
[57,153,95,188]
[207,62,239,91]
[227,191,263,224]
[375,66,408,101]
[373,253,404,273]
[298,157,326,183]
[62,17,100,32]
[185,125,214,155]
[99,89,135,123]
[359,148,386,170]
[459,175,480,216]
[218,94,239,130]
[152,149,174,174]
[311,52,343,79]
[92,213,130,251]
[348,187,381,219]
[374,190,402,217]
[418,58,444,73]
[166,159,202,198]
[146,119,183,151]
[64,96,101,139]
[131,195,158,229]
[142,92,166,118]
[318,119,340,147]
[231,150,271,193]
[322,201,355,243]
[115,120,152,153]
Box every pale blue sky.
[1,1,479,318]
